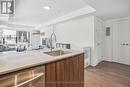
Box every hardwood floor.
[84,61,130,87]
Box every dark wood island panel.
[45,53,84,87]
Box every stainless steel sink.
[44,50,72,56]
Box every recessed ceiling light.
[43,6,51,10]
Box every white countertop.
[0,49,83,75]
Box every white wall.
[40,15,105,66]
[54,16,94,49]
[40,16,95,49]
[40,26,53,38]
[54,16,97,66]
[104,17,130,62]
[54,16,100,66]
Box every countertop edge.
[0,51,84,76]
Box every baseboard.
[90,61,100,67]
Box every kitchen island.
[0,49,84,87]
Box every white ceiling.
[8,0,90,27]
[83,0,130,20]
[2,0,130,30]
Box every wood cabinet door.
[56,60,65,87]
[45,63,56,87]
[64,55,84,87]
[0,74,15,87]
[45,54,84,87]
[31,66,45,87]
[78,54,84,87]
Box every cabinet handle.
[13,73,44,87]
[121,43,130,46]
[126,43,130,46]
[121,43,125,46]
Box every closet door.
[113,19,130,65]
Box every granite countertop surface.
[0,49,83,75]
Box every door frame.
[112,17,130,63]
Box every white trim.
[108,17,130,22]
[36,6,96,29]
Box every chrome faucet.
[49,33,57,51]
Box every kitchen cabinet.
[45,53,84,87]
[0,74,15,87]
[0,53,84,87]
[0,66,45,87]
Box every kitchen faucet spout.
[49,33,57,51]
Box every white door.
[113,19,130,65]
[95,19,104,63]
